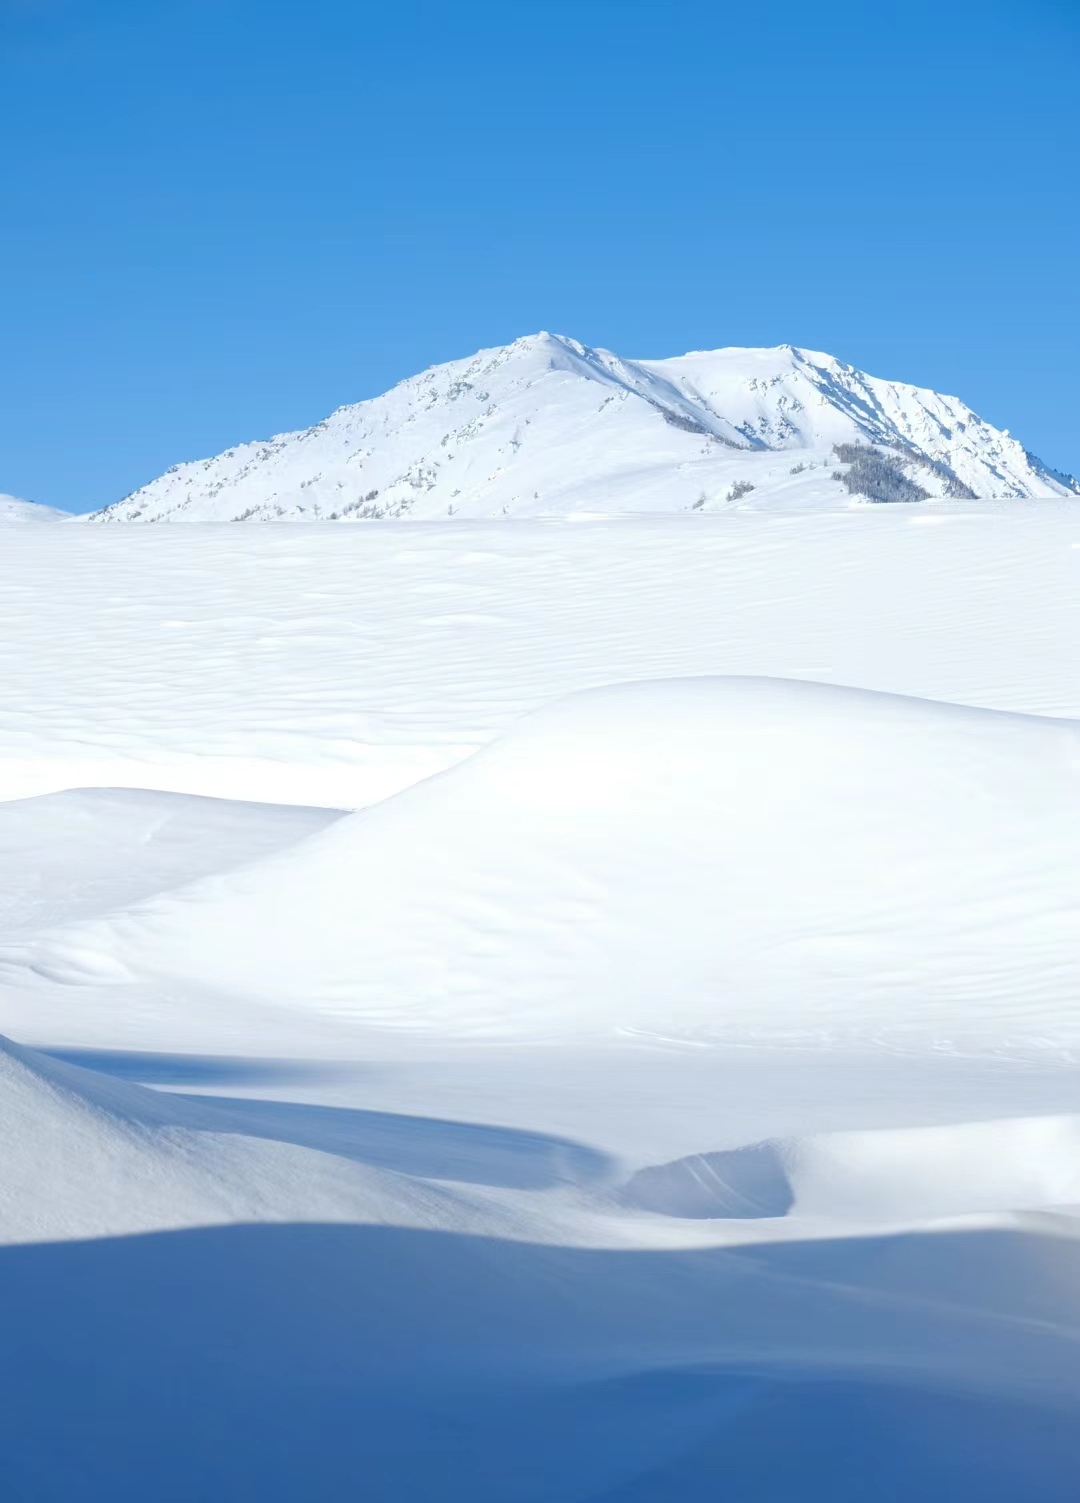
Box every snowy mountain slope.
[90,335,1079,522]
[0,493,69,524]
[15,679,1079,1056]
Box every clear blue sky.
[2,0,1078,511]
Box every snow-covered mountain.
[0,493,69,524]
[92,334,1079,522]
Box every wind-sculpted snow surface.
[91,334,1079,521]
[3,514,1080,1498]
[6,1016,1080,1500]
[18,678,1080,1054]
[623,1114,1080,1221]
[3,508,1080,809]
[0,787,341,939]
[0,1031,584,1246]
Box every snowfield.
[1,505,1080,1499]
[2,504,1080,808]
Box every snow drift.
[0,787,341,939]
[623,1113,1080,1222]
[0,1031,543,1245]
[20,677,1080,1052]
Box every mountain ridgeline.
[91,335,1079,522]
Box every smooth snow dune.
[21,677,1080,1053]
[0,787,342,939]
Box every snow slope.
[2,506,1080,809]
[6,828,1080,1500]
[5,784,1080,1499]
[0,787,341,940]
[0,493,69,523]
[0,1030,581,1245]
[7,1007,1080,1502]
[626,1114,1080,1222]
[15,678,1078,1056]
[91,334,1079,521]
[2,508,1080,1498]
[4,1213,1080,1502]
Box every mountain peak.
[91,336,1079,523]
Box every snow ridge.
[0,493,69,524]
[91,334,1079,522]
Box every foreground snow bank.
[5,1216,1080,1502]
[20,676,1079,1052]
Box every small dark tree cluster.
[661,407,714,437]
[832,444,929,504]
[727,479,756,500]
[649,398,739,446]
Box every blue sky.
[1,0,1078,511]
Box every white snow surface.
[0,1031,535,1245]
[0,492,69,523]
[17,678,1078,1056]
[0,787,341,940]
[91,334,1079,522]
[2,511,1080,1497]
[2,506,1080,808]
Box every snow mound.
[20,677,1080,1052]
[0,1032,529,1245]
[0,787,341,939]
[91,334,1078,522]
